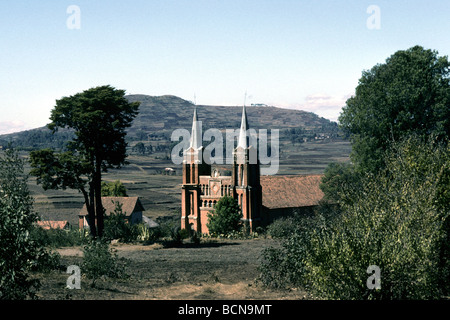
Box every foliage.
[339,46,450,173]
[259,136,450,299]
[30,226,88,248]
[103,201,137,243]
[101,180,128,197]
[0,128,75,151]
[0,149,49,299]
[29,85,140,238]
[266,216,299,239]
[319,162,362,206]
[81,239,128,287]
[206,196,243,236]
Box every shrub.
[259,136,450,299]
[207,196,242,236]
[162,226,184,248]
[266,216,299,239]
[103,201,137,242]
[0,149,55,299]
[30,226,88,248]
[81,239,127,287]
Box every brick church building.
[181,105,324,234]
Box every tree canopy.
[206,196,242,236]
[339,45,450,173]
[30,85,139,238]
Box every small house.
[37,220,70,230]
[78,197,147,229]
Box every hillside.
[0,95,340,150]
[125,94,335,137]
[1,95,350,226]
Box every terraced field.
[23,138,351,227]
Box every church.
[181,105,324,234]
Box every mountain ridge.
[0,94,339,150]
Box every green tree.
[101,180,128,197]
[81,239,127,288]
[29,85,139,238]
[339,46,450,173]
[319,162,362,206]
[260,136,450,299]
[103,201,136,242]
[0,149,42,299]
[133,142,146,155]
[206,196,243,236]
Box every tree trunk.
[82,187,97,238]
[94,158,104,238]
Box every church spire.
[190,106,201,150]
[237,104,249,149]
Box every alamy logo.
[66,5,81,30]
[170,123,280,175]
[66,265,81,289]
[366,5,381,30]
[366,265,381,290]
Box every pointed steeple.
[190,106,201,150]
[237,104,249,149]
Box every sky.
[0,0,449,134]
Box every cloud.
[280,93,353,122]
[0,121,31,135]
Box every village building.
[181,106,324,234]
[37,220,70,230]
[78,196,147,229]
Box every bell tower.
[181,106,211,232]
[232,105,262,232]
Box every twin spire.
[188,104,249,151]
[237,104,249,149]
[189,106,202,150]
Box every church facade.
[180,105,326,235]
[181,105,262,234]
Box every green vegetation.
[0,149,58,299]
[206,196,243,236]
[81,239,128,288]
[29,85,140,238]
[340,45,450,174]
[103,201,136,242]
[260,137,450,299]
[101,180,128,197]
[259,46,450,300]
[30,226,88,248]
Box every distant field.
[15,139,351,227]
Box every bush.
[207,196,242,236]
[30,226,88,248]
[81,239,127,287]
[103,201,137,242]
[162,226,185,248]
[0,149,55,299]
[259,136,450,299]
[266,216,299,239]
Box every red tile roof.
[260,174,324,209]
[37,220,69,230]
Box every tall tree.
[101,180,128,197]
[0,149,40,299]
[206,196,242,236]
[30,85,139,237]
[339,46,450,173]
